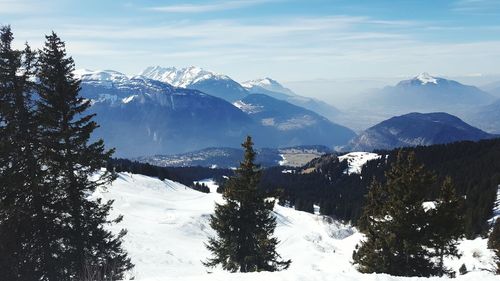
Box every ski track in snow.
[95,173,498,281]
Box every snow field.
[338,152,382,174]
[95,173,497,281]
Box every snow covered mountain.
[78,69,257,157]
[97,172,497,280]
[371,73,494,110]
[242,77,341,121]
[78,69,355,157]
[234,94,356,147]
[141,66,342,121]
[242,77,296,97]
[343,112,495,152]
[341,73,497,132]
[140,66,247,102]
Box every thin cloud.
[146,0,273,13]
[48,16,411,43]
[0,0,48,14]
[453,0,500,14]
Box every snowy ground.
[338,152,382,175]
[94,173,498,281]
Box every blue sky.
[1,0,500,82]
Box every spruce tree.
[353,151,436,277]
[204,136,290,272]
[353,179,392,273]
[36,32,132,279]
[428,177,463,277]
[0,25,24,279]
[0,25,62,280]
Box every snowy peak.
[141,65,248,102]
[242,77,279,88]
[74,69,129,82]
[415,72,438,85]
[140,65,231,88]
[242,77,295,96]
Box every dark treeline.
[259,157,368,223]
[191,182,210,193]
[259,138,500,238]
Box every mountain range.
[141,66,342,121]
[77,70,255,157]
[241,77,341,121]
[340,73,496,131]
[77,67,500,158]
[343,112,495,152]
[374,73,494,109]
[77,69,355,157]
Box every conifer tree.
[353,151,436,277]
[428,177,463,277]
[0,25,61,280]
[204,136,290,272]
[36,32,132,279]
[353,179,392,273]
[0,26,23,277]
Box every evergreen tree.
[295,198,314,213]
[0,25,61,280]
[428,177,463,277]
[204,136,290,272]
[0,25,25,279]
[353,179,392,273]
[353,151,436,277]
[36,32,132,279]
[489,218,500,274]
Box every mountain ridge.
[343,112,495,152]
[78,69,356,157]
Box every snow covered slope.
[242,77,296,97]
[140,66,230,88]
[95,173,497,281]
[338,152,381,175]
[140,66,248,102]
[242,77,341,121]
